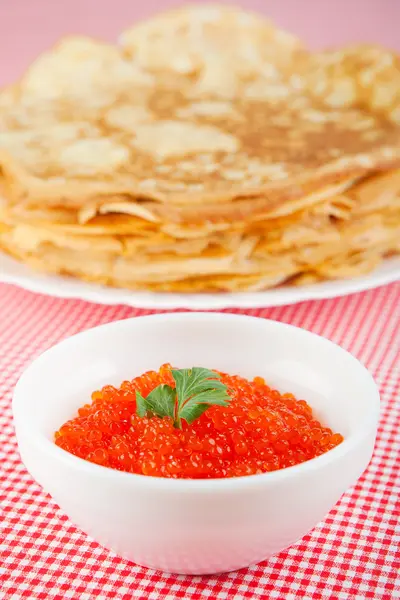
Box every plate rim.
[0,253,399,309]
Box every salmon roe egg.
[54,364,344,479]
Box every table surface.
[0,281,399,600]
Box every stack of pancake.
[0,5,399,292]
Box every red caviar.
[54,364,344,479]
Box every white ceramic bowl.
[13,313,379,575]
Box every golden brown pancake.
[0,5,399,292]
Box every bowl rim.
[13,312,380,492]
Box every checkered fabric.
[0,282,399,600]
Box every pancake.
[0,4,399,292]
[1,170,399,291]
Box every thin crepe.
[0,4,399,293]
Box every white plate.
[1,252,399,309]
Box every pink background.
[0,0,399,86]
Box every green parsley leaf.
[135,367,231,428]
[135,391,148,417]
[179,388,230,425]
[135,385,176,420]
[172,367,227,409]
[178,401,209,424]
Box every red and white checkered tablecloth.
[0,282,399,600]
